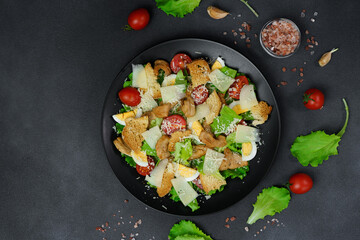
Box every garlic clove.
[318,48,338,67]
[207,6,229,19]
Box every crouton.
[113,137,131,156]
[156,135,171,160]
[204,91,222,124]
[168,130,192,152]
[199,173,226,194]
[199,131,227,148]
[152,103,171,118]
[187,59,211,88]
[154,60,172,77]
[144,63,162,99]
[157,163,175,197]
[122,116,148,152]
[219,148,248,171]
[189,145,207,160]
[251,101,272,126]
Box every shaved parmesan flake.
[145,159,168,188]
[209,69,235,92]
[187,103,210,124]
[160,85,186,103]
[132,64,148,88]
[239,85,258,109]
[203,149,225,175]
[171,176,199,206]
[142,126,162,149]
[137,91,158,112]
[235,125,260,143]
[162,74,177,87]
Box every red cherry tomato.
[170,53,192,73]
[128,8,150,30]
[228,75,249,99]
[118,87,141,106]
[136,156,155,176]
[303,88,324,110]
[161,115,187,135]
[289,173,313,194]
[191,85,209,105]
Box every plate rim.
[101,38,281,216]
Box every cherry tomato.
[289,173,313,194]
[191,85,209,105]
[128,8,150,30]
[228,75,249,99]
[170,53,192,73]
[161,114,186,135]
[303,88,324,110]
[136,156,155,176]
[118,87,141,106]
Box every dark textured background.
[1,0,359,239]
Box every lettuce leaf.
[156,0,202,18]
[220,66,237,78]
[290,98,349,167]
[211,106,242,135]
[221,166,249,179]
[150,118,163,128]
[174,139,193,166]
[169,220,212,240]
[247,187,291,225]
[121,153,136,168]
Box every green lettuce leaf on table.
[290,98,349,167]
[247,186,291,225]
[155,0,201,18]
[169,220,213,240]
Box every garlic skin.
[207,6,229,19]
[318,48,338,67]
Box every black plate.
[101,39,281,216]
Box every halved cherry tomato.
[161,114,186,135]
[303,88,324,110]
[191,85,209,105]
[170,53,192,73]
[128,8,150,30]
[118,87,141,106]
[228,75,249,99]
[136,156,155,176]
[289,173,313,194]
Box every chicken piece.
[251,101,272,126]
[202,121,212,134]
[156,135,171,160]
[199,131,227,148]
[204,91,222,124]
[181,96,196,117]
[143,111,157,125]
[168,130,192,152]
[152,103,171,118]
[219,148,248,170]
[157,163,175,197]
[154,60,172,77]
[189,145,207,160]
[113,137,131,156]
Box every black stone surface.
[1,0,359,239]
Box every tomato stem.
[303,93,314,103]
[240,0,259,17]
[122,25,133,31]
